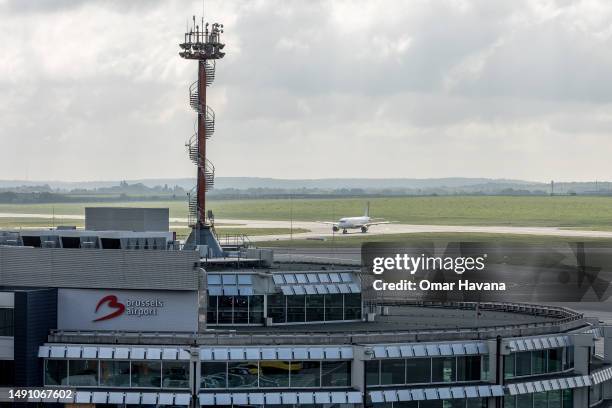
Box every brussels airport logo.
[93,295,125,322]
[93,294,165,322]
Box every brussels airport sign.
[93,295,165,321]
[58,289,198,332]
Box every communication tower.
[179,15,226,253]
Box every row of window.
[504,347,573,379]
[267,293,361,323]
[201,360,351,389]
[44,360,189,389]
[503,390,573,408]
[366,356,488,387]
[370,398,488,408]
[21,235,168,250]
[207,295,264,325]
[207,294,362,325]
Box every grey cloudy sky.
[1,0,612,182]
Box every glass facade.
[67,360,98,386]
[367,356,484,387]
[131,361,161,388]
[208,295,265,325]
[162,362,189,388]
[201,360,351,389]
[504,390,573,408]
[44,360,189,389]
[45,360,67,386]
[99,361,130,387]
[504,348,572,379]
[371,398,488,408]
[267,293,362,323]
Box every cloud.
[1,0,612,182]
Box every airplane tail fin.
[364,201,370,217]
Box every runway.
[3,212,612,241]
[214,218,612,242]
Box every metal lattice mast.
[179,16,225,227]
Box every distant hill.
[1,177,611,197]
[0,177,542,191]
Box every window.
[249,296,264,324]
[445,400,466,408]
[421,401,443,408]
[548,390,562,408]
[218,296,233,324]
[68,360,98,386]
[365,360,380,386]
[548,348,563,373]
[291,361,320,387]
[506,347,570,379]
[564,346,574,371]
[516,393,533,408]
[504,396,516,408]
[344,293,361,319]
[481,355,490,381]
[287,295,306,323]
[395,403,419,408]
[0,309,13,336]
[306,295,324,322]
[201,362,227,388]
[504,354,515,379]
[268,294,286,323]
[259,361,290,388]
[207,296,218,324]
[131,361,161,388]
[457,355,481,382]
[432,357,456,383]
[324,294,343,321]
[380,359,405,385]
[562,389,573,408]
[515,352,531,377]
[532,350,546,375]
[466,398,488,408]
[45,360,67,386]
[99,361,130,387]
[406,358,431,384]
[533,392,547,408]
[162,361,189,389]
[322,361,350,387]
[201,360,349,390]
[233,296,249,324]
[228,361,258,388]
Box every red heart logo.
[93,295,126,322]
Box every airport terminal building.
[0,209,611,408]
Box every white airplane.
[319,202,392,234]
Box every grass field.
[257,232,612,248]
[3,196,612,230]
[0,218,84,229]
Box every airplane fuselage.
[337,216,371,229]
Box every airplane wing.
[317,221,339,226]
[364,221,394,227]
